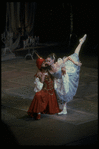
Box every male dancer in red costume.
[27,56,60,120]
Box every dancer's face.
[45,57,54,66]
[41,61,46,67]
[41,61,49,70]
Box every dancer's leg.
[74,34,87,56]
[58,102,67,115]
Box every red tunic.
[27,74,60,117]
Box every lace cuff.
[34,77,43,92]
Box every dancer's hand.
[75,61,82,66]
[61,67,66,75]
[37,71,46,83]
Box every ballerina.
[45,34,87,115]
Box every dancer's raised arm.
[63,56,82,66]
[55,56,81,67]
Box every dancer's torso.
[42,73,54,95]
[49,68,62,79]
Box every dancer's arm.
[63,56,82,66]
[34,72,43,92]
[37,71,46,83]
[63,56,76,64]
[40,73,46,83]
[56,56,78,66]
[56,56,82,67]
[34,77,43,92]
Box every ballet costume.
[50,53,80,114]
[50,34,87,114]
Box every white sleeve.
[34,77,43,92]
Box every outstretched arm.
[63,56,82,66]
[63,56,75,64]
[55,56,82,67]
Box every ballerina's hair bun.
[47,53,57,62]
[53,53,55,60]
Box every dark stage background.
[1,2,98,55]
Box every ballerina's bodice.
[50,67,62,79]
[48,59,64,79]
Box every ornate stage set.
[1,2,39,59]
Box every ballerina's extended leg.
[74,34,87,56]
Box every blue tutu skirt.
[54,53,80,103]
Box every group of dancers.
[27,34,87,120]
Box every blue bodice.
[51,68,62,79]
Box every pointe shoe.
[79,34,87,44]
[36,114,41,120]
[58,110,67,115]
